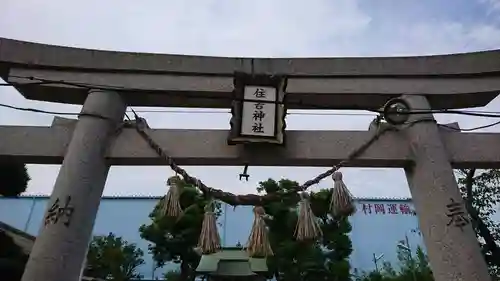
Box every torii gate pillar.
[21,90,126,281]
[402,95,491,281]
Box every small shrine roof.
[196,248,267,275]
[0,221,35,254]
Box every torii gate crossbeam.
[1,119,500,169]
[1,38,499,281]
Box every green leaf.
[85,232,145,281]
[139,178,220,280]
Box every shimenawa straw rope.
[295,192,323,241]
[159,175,183,217]
[247,206,274,257]
[197,200,221,254]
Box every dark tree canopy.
[257,178,353,281]
[85,232,145,281]
[457,169,500,277]
[139,180,220,281]
[164,269,182,281]
[0,230,29,281]
[0,158,31,280]
[356,168,500,281]
[0,158,30,197]
[354,245,433,281]
[140,178,353,281]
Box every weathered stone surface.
[20,90,126,281]
[403,95,491,281]
[1,120,500,168]
[1,37,499,109]
[2,37,500,76]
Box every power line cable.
[438,120,500,132]
[0,103,82,116]
[4,75,500,118]
[0,102,378,117]
[2,102,500,132]
[3,76,500,131]
[3,101,500,120]
[130,109,377,117]
[125,108,500,117]
[132,108,500,117]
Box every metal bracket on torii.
[239,163,250,181]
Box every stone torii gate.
[1,38,500,281]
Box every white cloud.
[0,0,371,57]
[480,0,500,14]
[391,21,500,55]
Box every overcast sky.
[1,0,500,199]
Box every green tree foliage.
[85,232,145,281]
[457,169,500,277]
[354,245,433,281]
[0,157,31,281]
[139,180,220,281]
[140,178,351,280]
[358,168,500,281]
[163,269,182,281]
[0,158,30,197]
[257,178,353,281]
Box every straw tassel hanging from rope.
[330,171,356,217]
[159,175,183,217]
[295,192,322,241]
[247,206,273,257]
[197,200,221,254]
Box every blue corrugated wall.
[0,196,425,279]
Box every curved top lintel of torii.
[1,37,500,109]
